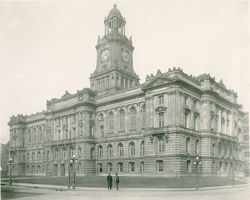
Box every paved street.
[1,185,249,200]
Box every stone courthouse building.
[9,5,248,177]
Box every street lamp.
[194,156,201,190]
[7,157,14,185]
[70,154,78,189]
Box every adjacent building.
[8,5,248,177]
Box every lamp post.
[231,161,235,187]
[7,157,14,185]
[194,155,201,191]
[70,154,78,189]
[67,129,71,190]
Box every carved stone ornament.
[142,76,174,91]
[155,106,167,113]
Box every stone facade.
[8,5,248,177]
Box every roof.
[106,4,123,20]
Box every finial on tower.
[114,4,117,8]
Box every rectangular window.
[107,163,112,173]
[194,115,198,130]
[142,111,146,128]
[156,160,163,172]
[140,162,144,173]
[130,114,136,129]
[158,139,164,154]
[79,126,83,136]
[129,162,135,173]
[71,114,75,123]
[187,160,191,173]
[159,95,164,105]
[90,148,95,159]
[100,126,104,137]
[184,113,188,128]
[159,112,164,127]
[98,163,102,173]
[118,163,123,173]
[194,100,197,109]
[185,96,188,106]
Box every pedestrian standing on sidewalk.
[115,173,119,190]
[107,173,113,190]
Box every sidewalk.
[1,181,249,192]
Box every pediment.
[142,76,175,91]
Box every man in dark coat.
[115,173,119,191]
[107,173,112,190]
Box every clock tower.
[90,5,139,95]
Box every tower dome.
[106,4,123,20]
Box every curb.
[1,182,249,192]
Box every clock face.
[121,50,129,62]
[101,49,110,62]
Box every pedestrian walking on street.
[107,173,113,190]
[115,173,119,190]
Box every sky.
[0,0,249,144]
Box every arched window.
[32,152,35,162]
[98,145,103,158]
[141,104,146,128]
[129,142,135,156]
[117,143,123,157]
[118,109,125,130]
[107,111,114,132]
[140,141,145,156]
[107,144,113,158]
[195,139,199,155]
[78,147,82,158]
[186,137,190,154]
[130,107,137,130]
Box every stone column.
[124,107,128,133]
[114,109,117,134]
[200,98,211,130]
[145,97,150,128]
